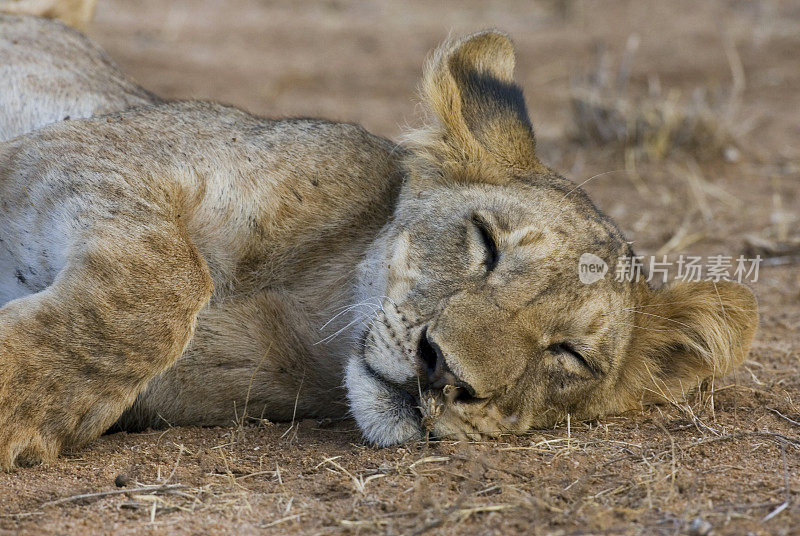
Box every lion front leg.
[0,220,212,469]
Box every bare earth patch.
[1,0,799,534]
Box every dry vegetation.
[569,34,742,161]
[1,0,799,535]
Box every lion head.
[345,30,758,445]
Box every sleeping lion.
[0,15,758,468]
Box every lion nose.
[418,329,476,398]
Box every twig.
[762,441,791,523]
[762,502,789,523]
[41,484,187,507]
[686,431,800,449]
[769,408,800,427]
[0,511,43,519]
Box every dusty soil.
[1,0,799,534]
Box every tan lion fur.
[0,14,158,141]
[0,0,97,30]
[0,19,758,467]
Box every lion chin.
[345,358,423,446]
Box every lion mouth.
[350,325,498,443]
[363,359,421,410]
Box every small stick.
[769,408,800,428]
[685,431,800,449]
[762,443,791,523]
[41,484,187,507]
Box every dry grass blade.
[315,456,385,494]
[260,514,302,528]
[570,40,738,160]
[339,518,389,529]
[454,503,516,522]
[408,456,450,470]
[656,214,705,256]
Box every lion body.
[0,16,757,467]
[0,14,157,142]
[0,101,402,441]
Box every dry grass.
[2,378,799,534]
[305,384,800,535]
[570,35,742,161]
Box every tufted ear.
[630,280,759,403]
[406,30,544,184]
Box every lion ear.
[630,280,759,402]
[408,30,543,183]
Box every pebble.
[688,517,713,536]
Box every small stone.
[688,516,713,536]
[723,146,740,163]
[114,474,132,488]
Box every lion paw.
[0,424,60,470]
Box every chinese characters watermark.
[579,254,761,284]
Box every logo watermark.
[578,254,762,284]
[578,253,609,284]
